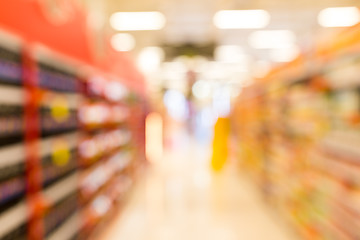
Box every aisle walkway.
[101,138,296,240]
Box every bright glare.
[111,33,136,52]
[269,46,300,62]
[137,47,165,73]
[110,12,166,31]
[214,10,270,29]
[249,30,296,49]
[214,45,248,63]
[146,113,163,163]
[318,7,360,27]
[163,90,189,121]
[192,80,212,100]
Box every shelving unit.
[0,26,146,240]
[77,75,136,240]
[0,1,147,238]
[232,24,360,239]
[0,32,28,240]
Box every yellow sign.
[51,97,70,122]
[52,139,71,166]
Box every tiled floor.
[101,138,296,240]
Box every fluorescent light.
[269,46,300,62]
[110,12,166,31]
[318,7,360,27]
[214,10,270,29]
[137,47,165,73]
[111,33,135,52]
[248,30,296,49]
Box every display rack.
[0,32,28,240]
[232,23,360,239]
[0,1,147,239]
[0,27,146,240]
[77,75,136,240]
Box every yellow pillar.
[211,117,230,171]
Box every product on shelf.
[43,192,78,237]
[0,103,24,147]
[41,148,77,188]
[0,35,28,240]
[78,102,129,129]
[0,4,146,238]
[78,129,131,164]
[79,151,132,201]
[0,45,22,86]
[38,62,77,93]
[75,72,145,240]
[232,24,360,239]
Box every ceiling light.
[318,7,360,27]
[110,12,166,31]
[111,33,135,52]
[214,10,270,29]
[248,30,296,49]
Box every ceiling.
[81,0,360,95]
[91,0,359,52]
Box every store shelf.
[0,85,23,105]
[0,201,27,239]
[78,129,131,165]
[0,30,22,52]
[39,132,79,158]
[232,23,360,239]
[42,173,78,204]
[0,8,146,238]
[320,131,360,162]
[0,142,24,168]
[46,213,80,240]
[80,151,131,201]
[40,91,82,110]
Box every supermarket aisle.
[101,136,295,240]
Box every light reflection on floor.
[101,137,295,240]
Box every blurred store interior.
[0,0,360,239]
